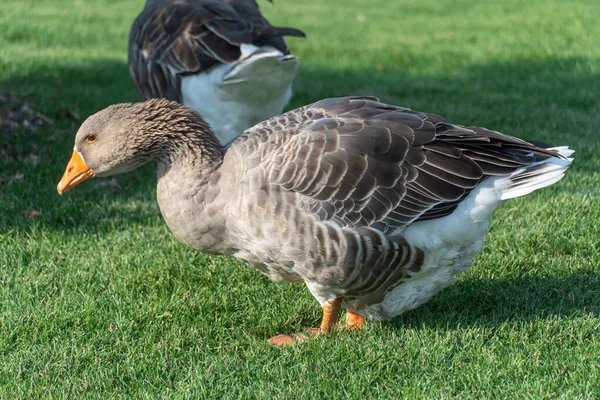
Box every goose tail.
[498,146,574,200]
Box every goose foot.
[267,299,342,347]
[344,309,365,331]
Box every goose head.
[57,99,217,194]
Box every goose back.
[231,96,560,234]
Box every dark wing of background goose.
[234,96,562,234]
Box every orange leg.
[345,309,365,331]
[268,298,343,346]
[320,299,342,333]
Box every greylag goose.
[57,97,573,346]
[128,0,305,146]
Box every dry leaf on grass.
[22,209,41,219]
[0,91,55,133]
[26,153,41,165]
[12,172,24,183]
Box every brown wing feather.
[234,97,557,232]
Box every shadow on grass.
[387,272,599,331]
[272,271,598,337]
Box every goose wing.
[234,96,557,232]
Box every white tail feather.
[498,146,574,200]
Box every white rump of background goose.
[57,97,573,346]
[129,0,305,146]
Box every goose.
[128,0,305,146]
[57,97,573,346]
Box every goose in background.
[129,0,305,146]
[57,97,574,346]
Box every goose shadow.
[267,269,598,339]
[384,271,600,331]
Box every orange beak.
[57,151,93,194]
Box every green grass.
[1,0,599,397]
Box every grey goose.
[57,97,573,346]
[129,0,305,146]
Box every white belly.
[357,178,504,320]
[181,44,299,146]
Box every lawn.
[1,0,599,398]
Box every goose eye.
[85,134,97,144]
